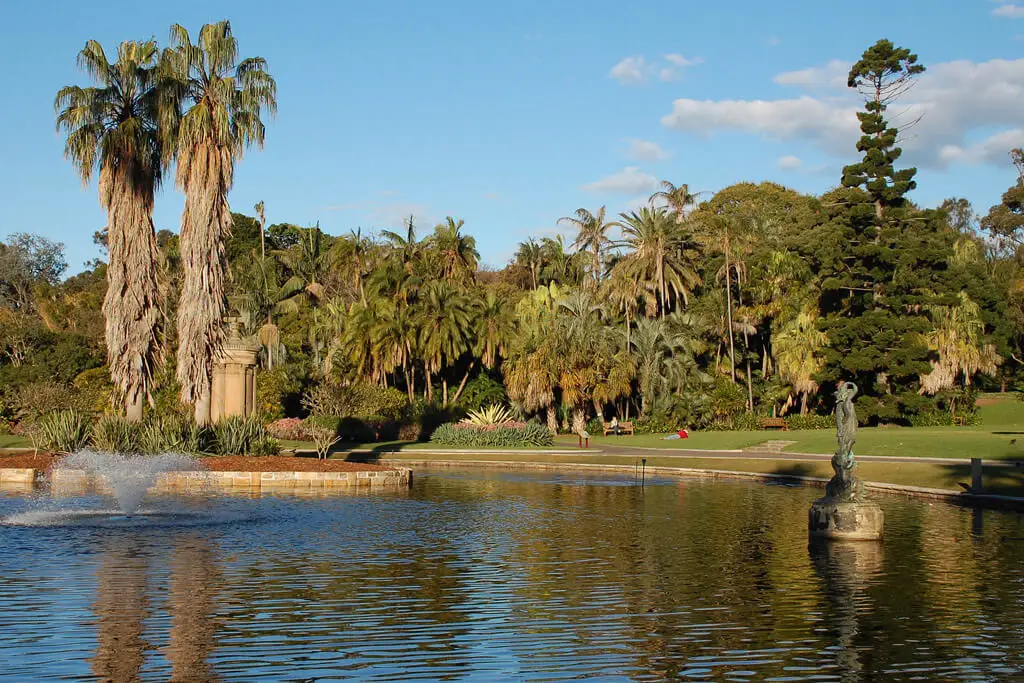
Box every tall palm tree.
[774,307,828,415]
[165,20,276,424]
[559,206,619,287]
[514,238,543,290]
[615,207,701,320]
[652,181,699,224]
[431,217,479,284]
[55,39,169,421]
[254,200,266,258]
[276,225,330,368]
[418,282,473,405]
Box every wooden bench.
[759,417,789,431]
[603,421,635,436]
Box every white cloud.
[610,54,701,84]
[624,138,671,161]
[609,56,650,85]
[662,57,1024,170]
[939,129,1024,166]
[994,4,1024,18]
[661,95,861,155]
[778,155,803,170]
[765,36,781,47]
[773,60,851,89]
[582,167,660,195]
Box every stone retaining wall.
[47,467,412,494]
[0,468,38,485]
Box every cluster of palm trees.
[56,22,276,423]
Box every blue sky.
[1,0,1022,271]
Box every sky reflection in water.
[0,469,1022,681]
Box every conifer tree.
[818,40,937,422]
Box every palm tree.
[418,282,473,405]
[559,206,619,287]
[431,217,479,284]
[254,200,266,258]
[615,206,701,319]
[774,307,828,415]
[276,225,330,368]
[474,290,514,369]
[55,39,168,421]
[652,180,699,224]
[514,238,543,290]
[165,20,277,424]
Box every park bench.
[603,421,635,436]
[759,417,789,431]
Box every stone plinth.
[809,499,883,541]
[211,338,259,423]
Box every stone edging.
[378,458,1024,511]
[23,467,413,492]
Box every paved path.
[568,442,1021,467]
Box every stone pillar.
[211,335,259,423]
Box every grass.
[0,434,30,449]
[568,399,1024,461]
[367,450,1024,497]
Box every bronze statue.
[824,381,861,501]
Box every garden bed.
[0,453,396,473]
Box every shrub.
[72,368,115,416]
[212,415,279,456]
[430,422,553,448]
[456,375,507,412]
[255,367,302,421]
[34,410,91,454]
[635,413,679,434]
[303,415,400,442]
[14,380,93,424]
[301,381,407,421]
[91,416,142,454]
[787,413,833,430]
[139,415,203,454]
[266,417,310,441]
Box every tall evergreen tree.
[818,40,938,422]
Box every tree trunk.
[406,364,415,402]
[800,391,808,416]
[425,369,433,403]
[194,391,212,427]
[442,377,449,407]
[743,329,754,413]
[546,405,558,434]
[450,361,475,406]
[724,233,737,383]
[125,392,144,423]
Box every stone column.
[211,336,259,423]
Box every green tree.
[559,206,619,286]
[614,206,701,320]
[55,39,167,421]
[165,20,277,424]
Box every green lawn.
[0,434,30,449]
[565,399,1024,461]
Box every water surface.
[1,469,1022,681]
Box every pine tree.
[818,40,938,423]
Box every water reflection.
[90,540,151,681]
[1,470,1024,680]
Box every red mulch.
[0,453,394,473]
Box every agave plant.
[460,404,514,427]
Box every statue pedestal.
[809,499,883,541]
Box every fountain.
[2,450,215,527]
[57,450,201,515]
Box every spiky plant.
[164,21,277,424]
[55,40,168,420]
[460,404,514,427]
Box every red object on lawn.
[678,429,688,439]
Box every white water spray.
[56,450,200,515]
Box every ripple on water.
[0,470,1023,680]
